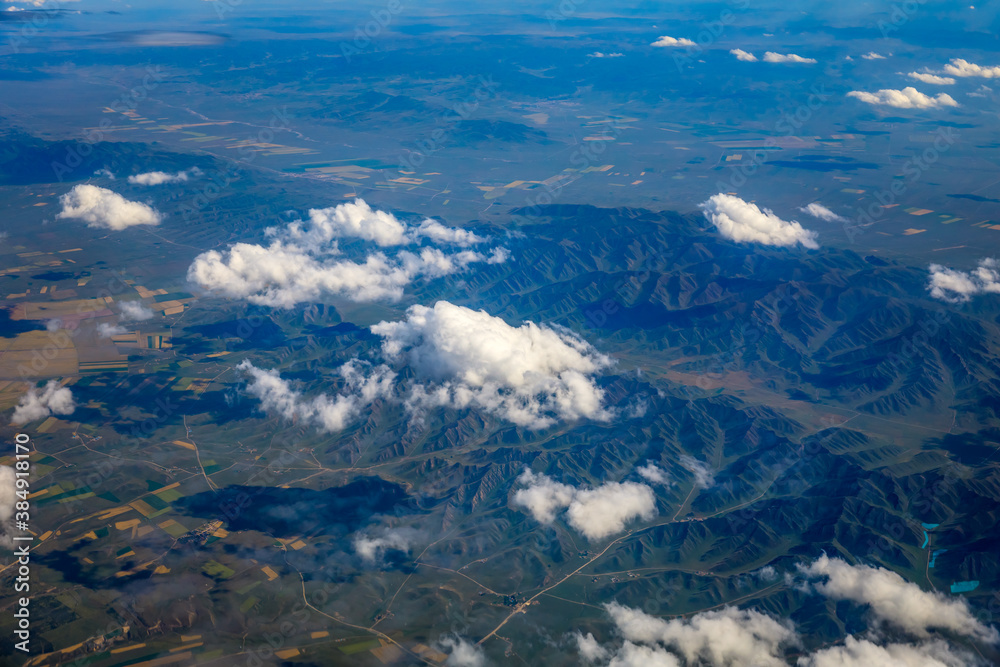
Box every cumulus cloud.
[438,636,488,667]
[353,527,417,563]
[927,259,1000,302]
[799,554,999,643]
[578,555,998,667]
[97,322,128,338]
[412,218,487,247]
[292,199,486,248]
[127,167,202,185]
[511,470,576,524]
[11,381,76,425]
[907,72,956,85]
[799,202,846,223]
[119,301,154,321]
[57,184,162,230]
[700,194,819,249]
[575,632,610,663]
[239,302,613,432]
[190,245,503,307]
[189,199,503,308]
[730,49,758,62]
[239,360,395,433]
[762,52,817,64]
[679,455,714,488]
[608,641,680,666]
[374,302,614,429]
[0,466,15,547]
[0,466,15,525]
[968,85,992,98]
[942,58,1000,79]
[861,52,887,60]
[604,602,797,667]
[847,87,959,109]
[93,168,116,179]
[589,52,624,58]
[512,470,656,541]
[799,636,980,667]
[652,36,695,48]
[567,483,658,540]
[637,463,670,485]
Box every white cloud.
[239,359,395,433]
[799,554,999,643]
[239,302,612,432]
[127,167,202,185]
[637,463,670,485]
[968,85,992,98]
[575,632,610,663]
[862,52,887,60]
[700,194,819,249]
[589,52,624,58]
[511,470,576,524]
[0,466,16,525]
[11,381,76,425]
[799,202,846,223]
[97,322,128,338]
[679,455,714,488]
[0,466,15,547]
[608,642,681,667]
[567,483,658,540]
[412,218,487,247]
[730,49,758,62]
[57,184,162,230]
[762,52,817,64]
[907,72,956,85]
[928,258,1000,302]
[512,470,656,541]
[652,36,695,48]
[847,87,959,109]
[579,557,997,667]
[799,636,979,667]
[189,199,503,308]
[942,58,1000,79]
[438,636,488,667]
[119,301,154,321]
[295,199,485,248]
[604,603,797,667]
[374,302,614,429]
[353,527,416,562]
[93,168,116,179]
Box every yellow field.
[0,331,78,378]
